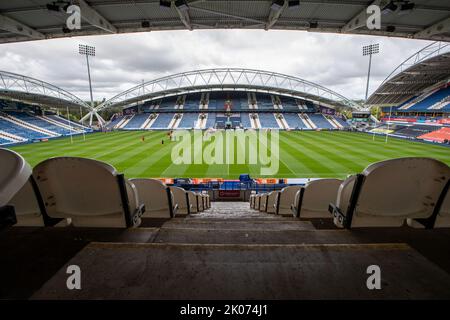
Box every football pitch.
[9,130,450,179]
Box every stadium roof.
[366,41,450,106]
[0,70,91,109]
[93,68,363,111]
[0,0,450,44]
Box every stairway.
[300,114,315,129]
[40,115,82,132]
[0,130,26,143]
[326,115,341,129]
[0,113,58,137]
[141,114,158,129]
[26,201,450,300]
[169,114,182,129]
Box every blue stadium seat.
[123,114,150,129]
[258,113,279,128]
[283,113,307,129]
[150,113,175,129]
[0,117,51,141]
[308,114,334,129]
[178,113,199,129]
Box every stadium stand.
[203,113,215,129]
[103,89,355,132]
[45,114,90,131]
[258,113,280,129]
[0,137,11,145]
[405,86,450,112]
[418,127,450,143]
[329,157,450,229]
[255,93,273,110]
[283,113,307,129]
[6,111,69,136]
[178,113,199,129]
[278,96,298,111]
[333,115,349,127]
[150,113,175,129]
[130,178,176,218]
[106,115,123,129]
[240,113,252,129]
[158,96,178,110]
[183,93,202,110]
[308,114,334,129]
[392,124,442,138]
[123,114,150,129]
[0,117,51,141]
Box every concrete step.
[32,241,450,299]
[161,220,314,231]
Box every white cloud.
[0,30,432,102]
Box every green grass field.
[9,130,450,179]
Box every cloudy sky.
[0,30,432,102]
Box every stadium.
[1,0,450,305]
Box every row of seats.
[250,157,450,229]
[0,148,210,228]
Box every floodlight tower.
[362,43,380,101]
[79,44,96,126]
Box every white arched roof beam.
[96,68,362,111]
[0,70,91,109]
[381,41,450,86]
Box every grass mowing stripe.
[9,130,450,179]
[281,133,359,173]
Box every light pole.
[79,44,96,126]
[363,43,380,101]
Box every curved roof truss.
[0,70,91,109]
[367,41,450,106]
[96,68,362,111]
[382,41,450,85]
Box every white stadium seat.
[276,185,301,216]
[33,157,144,228]
[187,191,200,213]
[249,193,256,209]
[196,192,205,211]
[259,193,268,211]
[292,179,342,218]
[266,191,279,214]
[408,180,450,228]
[8,179,45,226]
[329,157,450,228]
[0,148,32,207]
[254,194,262,211]
[170,186,191,216]
[205,193,211,208]
[0,148,34,226]
[130,178,176,218]
[434,184,450,228]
